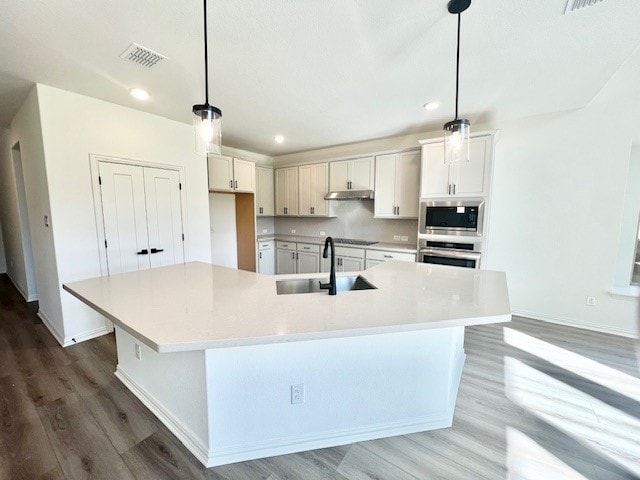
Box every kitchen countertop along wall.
[257,234,417,254]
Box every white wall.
[0,126,38,299]
[209,193,238,268]
[28,84,211,344]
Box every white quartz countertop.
[257,234,417,254]
[63,261,510,353]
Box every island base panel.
[114,326,466,467]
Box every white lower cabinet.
[257,241,275,275]
[275,241,321,274]
[321,247,365,273]
[365,249,416,269]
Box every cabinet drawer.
[258,241,273,250]
[366,249,416,262]
[334,246,365,259]
[296,243,320,253]
[276,241,296,251]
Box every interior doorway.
[11,142,37,300]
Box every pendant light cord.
[203,0,209,105]
[455,12,461,121]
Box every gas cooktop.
[332,238,379,246]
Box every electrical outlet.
[135,344,142,360]
[319,231,325,236]
[291,384,304,404]
[586,296,596,306]
[400,236,409,242]
[393,235,401,241]
[291,229,296,234]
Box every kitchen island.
[63,261,510,467]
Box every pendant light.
[192,0,222,155]
[443,0,471,164]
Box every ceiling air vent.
[565,0,605,14]
[120,43,166,68]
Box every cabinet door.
[350,157,374,190]
[276,248,296,274]
[396,151,420,218]
[365,259,384,269]
[297,251,319,274]
[285,167,299,215]
[233,158,255,192]
[208,155,234,191]
[258,248,275,275]
[275,169,288,215]
[256,167,274,216]
[420,143,450,197]
[454,136,489,196]
[340,257,363,272]
[298,165,313,215]
[312,163,329,216]
[143,167,185,269]
[374,154,397,217]
[329,161,349,192]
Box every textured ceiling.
[1,0,639,155]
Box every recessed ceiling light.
[129,88,150,101]
[274,135,285,144]
[423,102,440,111]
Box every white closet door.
[143,167,185,268]
[99,162,150,274]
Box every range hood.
[324,189,374,200]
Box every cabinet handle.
[150,248,164,254]
[230,180,233,188]
[259,252,262,259]
[259,207,263,214]
[136,249,149,255]
[453,184,456,195]
[338,258,342,266]
[284,207,288,214]
[397,206,400,215]
[448,184,451,195]
[383,255,393,258]
[235,180,238,189]
[292,252,295,259]
[349,181,352,190]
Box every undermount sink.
[276,275,377,295]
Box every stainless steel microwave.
[419,199,485,237]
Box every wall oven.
[418,239,481,269]
[419,199,484,237]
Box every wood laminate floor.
[0,273,638,479]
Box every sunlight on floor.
[504,355,640,476]
[506,427,589,479]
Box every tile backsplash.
[274,200,418,244]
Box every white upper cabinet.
[420,135,493,198]
[275,167,299,216]
[299,163,332,217]
[233,158,255,192]
[208,155,234,191]
[208,155,255,193]
[329,157,374,192]
[256,167,274,216]
[374,151,420,219]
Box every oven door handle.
[420,248,481,261]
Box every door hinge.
[181,233,185,241]
[104,239,108,248]
[179,182,182,190]
[98,176,102,185]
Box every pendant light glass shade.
[193,104,222,155]
[443,0,471,164]
[193,0,222,156]
[444,118,470,164]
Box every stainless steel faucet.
[319,236,337,295]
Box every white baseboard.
[205,409,453,468]
[6,271,37,302]
[114,367,210,466]
[115,366,456,469]
[63,325,112,347]
[512,310,638,338]
[38,311,65,346]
